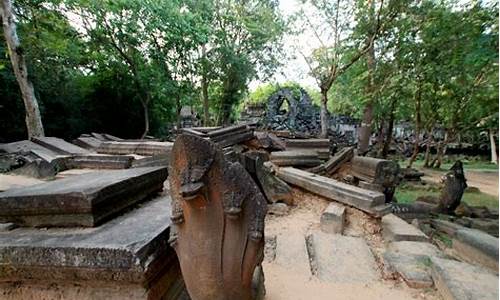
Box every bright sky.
[250,0,320,91]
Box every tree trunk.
[431,130,450,169]
[175,94,181,129]
[423,139,432,168]
[407,84,422,168]
[376,118,385,157]
[358,102,374,155]
[319,89,329,138]
[201,44,210,126]
[140,100,149,139]
[380,98,397,159]
[1,0,44,138]
[489,129,498,165]
[358,14,376,155]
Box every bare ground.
[422,169,499,197]
[263,188,441,300]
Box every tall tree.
[1,0,44,138]
[299,0,386,138]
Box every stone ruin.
[0,125,498,299]
[263,87,321,134]
[240,87,359,145]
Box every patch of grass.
[395,185,499,210]
[399,159,499,172]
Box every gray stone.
[0,223,16,231]
[383,251,433,288]
[382,214,429,242]
[308,231,379,283]
[97,141,173,156]
[0,196,186,300]
[453,228,498,272]
[275,232,311,276]
[67,154,134,169]
[387,241,444,258]
[277,167,388,217]
[430,257,498,300]
[320,203,345,234]
[32,136,90,155]
[72,136,103,150]
[267,203,289,216]
[0,167,168,227]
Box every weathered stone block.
[0,167,168,227]
[320,203,345,234]
[308,232,379,283]
[0,196,186,300]
[382,214,429,243]
[453,228,499,272]
[430,256,498,300]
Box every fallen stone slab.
[214,130,254,148]
[275,232,311,276]
[0,140,58,156]
[387,241,444,258]
[253,131,286,151]
[351,156,400,187]
[277,167,388,217]
[0,222,16,231]
[207,124,249,138]
[131,154,170,168]
[453,228,498,272]
[383,251,433,288]
[0,196,186,300]
[254,157,293,205]
[0,166,168,227]
[9,158,58,179]
[320,203,345,234]
[72,136,103,150]
[284,138,330,148]
[270,150,322,167]
[32,137,90,155]
[324,146,354,175]
[97,141,173,156]
[308,231,379,283]
[382,214,429,243]
[431,219,464,236]
[430,256,498,300]
[66,154,134,169]
[267,203,289,216]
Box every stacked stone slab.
[284,138,330,160]
[0,196,187,299]
[97,141,173,156]
[430,256,498,300]
[32,136,90,155]
[277,167,390,217]
[0,167,168,227]
[270,150,322,167]
[207,124,255,148]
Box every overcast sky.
[250,0,320,90]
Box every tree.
[1,0,44,138]
[297,0,388,138]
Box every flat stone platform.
[0,167,168,227]
[0,196,186,299]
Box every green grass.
[399,159,499,172]
[395,185,499,209]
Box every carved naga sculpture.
[168,134,267,300]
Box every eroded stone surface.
[430,257,498,300]
[382,214,429,243]
[320,203,345,234]
[309,231,379,284]
[0,167,167,227]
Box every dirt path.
[422,169,498,197]
[263,188,440,300]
